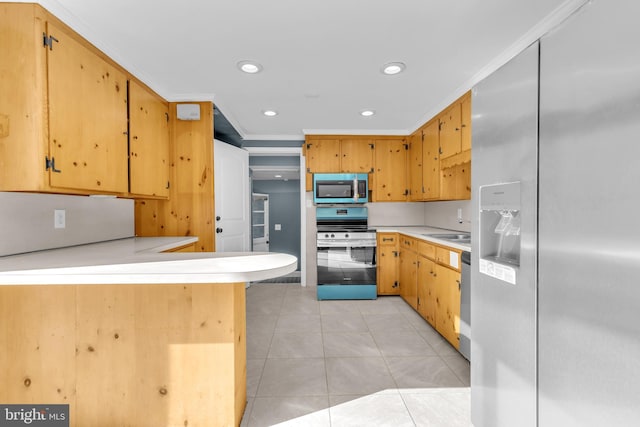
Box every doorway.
[247,147,306,285]
[251,193,269,251]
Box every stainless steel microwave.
[313,173,368,204]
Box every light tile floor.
[242,283,471,427]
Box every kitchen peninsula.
[0,237,297,427]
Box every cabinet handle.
[382,237,394,242]
[216,227,223,233]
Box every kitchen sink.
[423,233,471,244]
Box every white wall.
[0,192,134,256]
[367,202,426,227]
[423,200,472,232]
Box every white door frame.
[245,146,306,286]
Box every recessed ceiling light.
[263,110,278,117]
[275,174,282,178]
[237,60,263,74]
[360,110,375,117]
[382,62,406,75]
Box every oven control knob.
[345,233,349,238]
[325,234,329,238]
[330,234,335,238]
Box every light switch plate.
[54,209,66,229]
[275,224,282,231]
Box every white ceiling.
[36,0,585,142]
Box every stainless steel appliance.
[316,207,376,300]
[472,1,640,426]
[313,173,368,204]
[458,250,471,361]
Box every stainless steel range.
[316,207,377,300]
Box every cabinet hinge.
[369,143,374,150]
[43,33,59,50]
[306,143,311,149]
[307,167,311,173]
[438,121,443,131]
[45,156,61,173]
[392,251,398,257]
[404,144,409,150]
[166,181,170,189]
[438,147,443,155]
[165,112,169,122]
[393,281,399,288]
[421,133,425,142]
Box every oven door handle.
[317,241,377,248]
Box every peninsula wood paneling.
[135,102,215,252]
[0,282,246,427]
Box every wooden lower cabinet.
[376,233,400,295]
[399,237,418,310]
[417,255,437,326]
[393,235,462,350]
[435,264,461,349]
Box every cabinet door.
[408,132,423,201]
[340,139,374,173]
[417,256,437,326]
[399,245,418,310]
[455,162,471,200]
[129,80,170,198]
[47,22,128,193]
[306,139,340,172]
[422,120,440,200]
[435,264,461,349]
[373,139,408,201]
[377,243,399,295]
[460,93,472,152]
[439,103,462,159]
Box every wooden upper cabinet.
[47,21,129,193]
[306,139,340,173]
[128,80,170,198]
[439,102,462,159]
[373,139,408,202]
[408,132,423,201]
[460,93,472,152]
[340,139,374,173]
[0,4,48,192]
[422,119,440,200]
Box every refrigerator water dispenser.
[479,182,521,284]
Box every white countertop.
[0,237,298,285]
[374,226,471,252]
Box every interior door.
[214,140,250,252]
[251,193,269,252]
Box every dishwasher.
[459,251,471,361]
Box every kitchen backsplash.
[423,200,472,232]
[368,202,426,226]
[0,192,134,257]
[367,200,471,232]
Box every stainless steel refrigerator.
[471,1,640,426]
